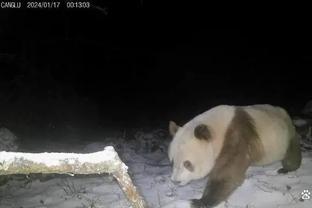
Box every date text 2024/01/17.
[0,1,91,9]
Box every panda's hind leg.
[278,134,302,174]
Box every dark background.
[0,2,311,139]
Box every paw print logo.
[301,190,311,200]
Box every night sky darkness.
[0,2,311,139]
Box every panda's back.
[182,104,293,166]
[244,104,294,166]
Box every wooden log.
[0,146,147,208]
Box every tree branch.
[0,146,147,208]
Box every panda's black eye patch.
[183,160,194,172]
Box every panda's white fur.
[169,105,235,185]
[243,105,293,165]
[168,104,301,208]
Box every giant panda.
[168,104,302,208]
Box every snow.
[293,119,309,127]
[0,146,119,168]
[0,129,312,208]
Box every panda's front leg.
[191,175,244,208]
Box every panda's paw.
[161,200,192,208]
[191,199,226,208]
[191,199,212,208]
[277,168,289,174]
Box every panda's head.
[168,121,215,185]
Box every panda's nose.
[171,180,181,185]
[170,176,181,185]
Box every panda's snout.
[170,175,179,183]
[170,175,183,186]
[171,179,181,185]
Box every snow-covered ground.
[0,128,312,208]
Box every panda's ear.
[169,121,180,136]
[194,124,211,141]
